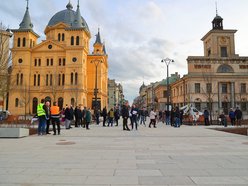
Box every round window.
[48,44,52,49]
[18,58,23,63]
[72,57,77,62]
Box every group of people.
[36,99,92,135]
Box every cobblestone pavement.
[0,121,248,186]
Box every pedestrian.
[174,107,180,128]
[64,105,71,129]
[51,102,61,135]
[85,108,91,130]
[122,102,130,131]
[170,108,175,126]
[82,107,87,128]
[139,107,146,126]
[149,108,156,128]
[219,112,227,127]
[229,108,235,126]
[131,104,139,130]
[165,109,170,125]
[95,108,100,125]
[45,101,51,134]
[114,107,120,126]
[108,108,114,127]
[69,105,74,128]
[102,107,107,127]
[37,99,46,135]
[234,107,242,126]
[203,109,210,126]
[74,106,79,127]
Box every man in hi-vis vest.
[51,102,61,135]
[37,99,46,135]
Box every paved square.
[0,122,248,185]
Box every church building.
[8,1,108,115]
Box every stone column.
[231,82,235,108]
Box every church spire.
[66,0,73,10]
[94,28,102,45]
[103,41,107,54]
[19,0,33,30]
[72,0,84,28]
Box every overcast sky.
[1,0,248,103]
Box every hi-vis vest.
[37,103,46,116]
[51,106,60,118]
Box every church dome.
[47,2,90,33]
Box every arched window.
[58,74,61,86]
[58,97,63,110]
[59,58,61,66]
[22,38,26,47]
[34,74,36,86]
[75,72,78,85]
[63,58,66,66]
[15,98,19,107]
[46,74,49,86]
[38,59,41,66]
[16,74,19,85]
[76,36,80,45]
[62,74,65,86]
[20,73,23,85]
[71,36,74,45]
[32,97,38,114]
[62,33,65,41]
[51,59,53,66]
[71,98,75,107]
[34,59,37,66]
[217,64,234,73]
[17,38,21,47]
[38,74,40,86]
[71,73,74,84]
[47,59,49,66]
[58,33,61,41]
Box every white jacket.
[149,111,156,119]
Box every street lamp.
[91,59,103,111]
[161,58,174,112]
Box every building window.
[37,74,40,86]
[20,73,23,85]
[71,36,74,45]
[17,38,21,47]
[163,90,167,98]
[38,59,41,66]
[71,98,75,107]
[241,102,247,111]
[222,83,227,93]
[71,73,73,84]
[195,83,200,93]
[217,64,234,73]
[58,74,61,86]
[51,59,53,66]
[58,33,61,41]
[206,83,212,93]
[22,38,26,47]
[46,74,49,86]
[62,33,65,41]
[16,74,19,85]
[206,102,212,111]
[241,83,246,93]
[32,97,38,114]
[207,49,211,56]
[62,74,65,86]
[15,98,19,107]
[34,74,36,86]
[50,74,53,86]
[63,58,66,66]
[75,72,78,85]
[76,36,80,45]
[47,59,49,66]
[34,59,37,66]
[59,58,61,66]
[221,47,228,57]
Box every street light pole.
[91,59,103,111]
[161,58,174,112]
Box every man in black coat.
[102,107,107,127]
[122,102,130,131]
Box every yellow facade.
[8,2,108,115]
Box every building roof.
[94,28,102,45]
[47,1,90,34]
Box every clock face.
[72,57,77,62]
[48,44,52,49]
[18,58,23,63]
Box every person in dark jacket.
[64,105,71,129]
[174,107,180,128]
[85,108,91,130]
[219,112,227,127]
[102,107,107,127]
[229,108,235,126]
[95,109,100,125]
[74,106,79,127]
[203,109,210,126]
[114,107,120,126]
[131,104,139,130]
[235,107,242,126]
[122,103,130,131]
[45,101,51,134]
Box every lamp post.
[161,58,174,112]
[91,59,103,111]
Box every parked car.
[0,110,11,120]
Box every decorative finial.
[26,0,29,9]
[215,1,218,16]
[78,0,80,7]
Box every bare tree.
[0,23,12,110]
[19,81,30,120]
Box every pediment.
[32,40,65,52]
